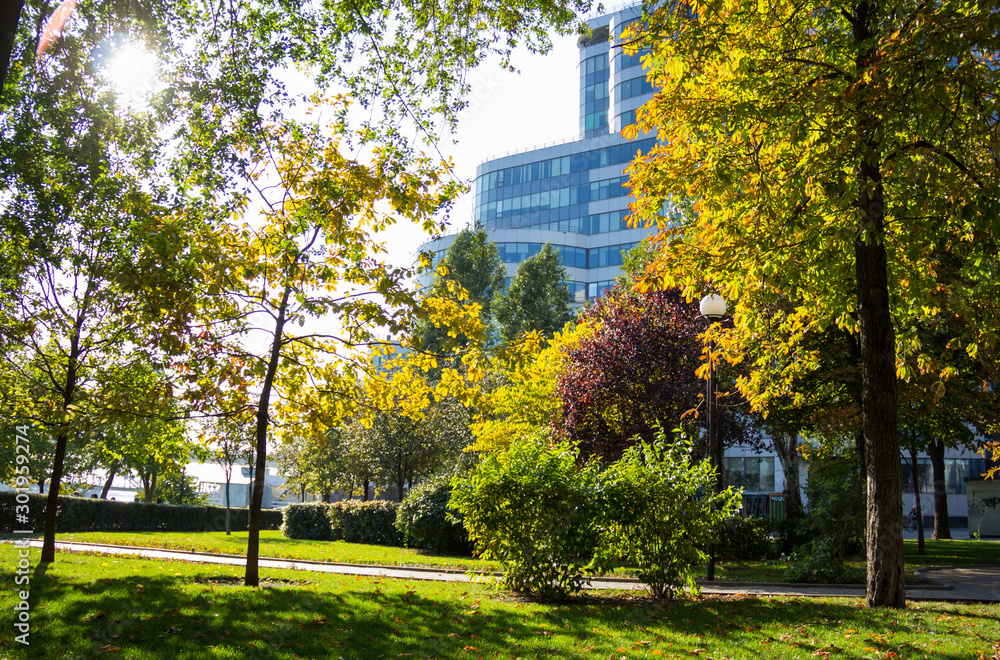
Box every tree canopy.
[624,0,1000,608]
[495,242,575,343]
[413,224,506,354]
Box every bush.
[395,475,472,555]
[715,515,775,561]
[597,431,741,600]
[281,502,334,540]
[330,500,402,546]
[0,492,282,533]
[783,539,865,584]
[801,454,865,561]
[450,433,603,601]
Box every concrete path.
[28,540,1000,603]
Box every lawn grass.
[36,531,999,585]
[51,530,499,572]
[1,544,997,659]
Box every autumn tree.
[495,243,575,343]
[625,0,1000,607]
[555,286,758,462]
[413,224,506,354]
[194,106,459,584]
[0,34,201,562]
[468,326,592,454]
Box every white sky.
[382,32,582,269]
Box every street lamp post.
[699,294,726,582]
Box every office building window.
[724,457,776,492]
[615,75,655,103]
[588,242,637,269]
[901,458,988,495]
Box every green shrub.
[450,433,603,601]
[0,492,282,533]
[281,502,334,540]
[597,431,741,600]
[801,454,865,561]
[781,452,865,583]
[395,475,471,555]
[330,500,402,546]
[715,515,775,561]
[783,539,865,584]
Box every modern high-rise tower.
[421,4,658,303]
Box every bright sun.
[105,42,158,100]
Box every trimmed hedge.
[0,492,283,533]
[395,475,472,555]
[331,500,402,546]
[282,500,403,546]
[280,502,334,541]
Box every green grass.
[715,539,1000,584]
[50,530,500,571]
[1,545,997,660]
[36,532,998,585]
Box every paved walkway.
[29,540,1000,603]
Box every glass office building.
[422,5,657,304]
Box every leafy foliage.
[281,502,335,541]
[714,515,775,562]
[395,474,472,555]
[469,324,593,453]
[621,0,1000,607]
[329,500,403,546]
[797,451,866,565]
[556,286,757,461]
[413,224,506,354]
[0,11,201,561]
[450,433,603,600]
[494,243,575,344]
[597,431,740,600]
[784,539,867,585]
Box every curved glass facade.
[424,5,658,305]
[580,52,610,137]
[474,138,656,232]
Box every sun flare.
[105,42,158,100]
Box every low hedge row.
[282,500,403,546]
[0,492,283,533]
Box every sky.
[382,31,582,270]
[102,21,584,272]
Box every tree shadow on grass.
[10,561,997,660]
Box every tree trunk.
[246,283,292,587]
[928,439,951,540]
[363,480,370,502]
[100,460,119,499]
[41,328,82,563]
[0,0,24,99]
[141,471,158,503]
[38,478,44,494]
[910,449,925,555]
[224,474,232,535]
[40,426,69,563]
[852,1,905,609]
